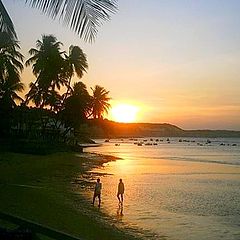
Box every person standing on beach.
[92,178,102,207]
[117,179,125,203]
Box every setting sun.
[110,104,139,123]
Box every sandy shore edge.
[0,151,139,240]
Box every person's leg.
[117,193,121,203]
[92,193,96,205]
[121,194,124,203]
[98,194,101,207]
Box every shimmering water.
[85,137,240,240]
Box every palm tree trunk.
[63,75,73,102]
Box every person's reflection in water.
[117,202,124,218]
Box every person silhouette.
[117,179,124,204]
[92,178,102,207]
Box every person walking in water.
[92,178,102,207]
[117,179,125,204]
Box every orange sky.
[4,0,240,130]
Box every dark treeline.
[0,32,111,151]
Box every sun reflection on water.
[85,138,240,239]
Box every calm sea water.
[84,137,240,240]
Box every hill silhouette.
[82,120,240,138]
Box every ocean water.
[84,137,240,240]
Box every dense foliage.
[0,33,111,142]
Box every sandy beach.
[1,137,240,240]
[0,151,139,240]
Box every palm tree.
[91,85,111,119]
[0,79,24,136]
[0,0,117,41]
[25,35,67,108]
[45,89,62,111]
[63,45,88,100]
[25,82,41,107]
[0,32,24,108]
[26,86,62,110]
[62,81,91,128]
[0,31,24,135]
[0,80,24,109]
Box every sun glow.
[110,104,139,123]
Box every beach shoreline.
[84,138,240,240]
[0,151,139,240]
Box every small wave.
[140,172,240,176]
[138,155,240,166]
[166,156,240,166]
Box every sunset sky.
[4,0,240,130]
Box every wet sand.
[0,151,139,240]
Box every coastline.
[83,138,240,240]
[0,151,139,240]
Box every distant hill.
[80,120,240,138]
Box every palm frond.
[0,0,17,39]
[25,0,117,42]
[12,92,24,101]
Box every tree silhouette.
[0,32,24,108]
[61,81,91,129]
[63,45,88,100]
[0,32,24,135]
[25,35,66,108]
[91,85,111,119]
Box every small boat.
[145,143,152,146]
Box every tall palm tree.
[0,32,24,109]
[63,45,88,100]
[91,85,111,119]
[0,0,117,42]
[25,35,64,86]
[25,35,67,108]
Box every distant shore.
[0,151,138,240]
[78,120,240,139]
